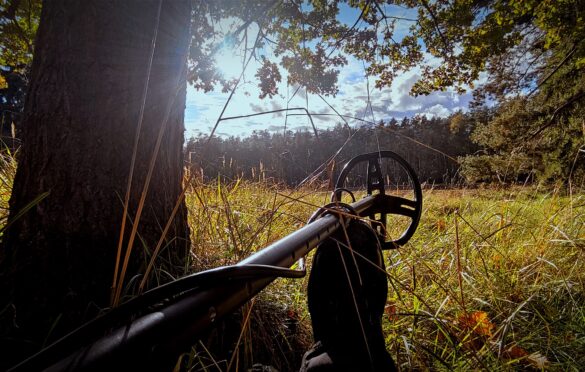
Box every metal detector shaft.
[15,195,378,372]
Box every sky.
[184,4,474,140]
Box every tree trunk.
[0,0,191,367]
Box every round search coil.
[308,202,359,224]
[330,187,356,203]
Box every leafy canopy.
[0,0,40,115]
[188,0,584,103]
[3,0,583,103]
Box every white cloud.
[421,104,451,118]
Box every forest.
[186,99,584,186]
[187,115,475,186]
[1,0,584,371]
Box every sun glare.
[215,44,245,81]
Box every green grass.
[184,180,585,371]
[383,187,584,370]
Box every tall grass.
[383,187,584,370]
[183,179,584,371]
[1,145,582,370]
[183,178,320,370]
[0,147,17,227]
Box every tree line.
[186,95,584,188]
[186,114,478,187]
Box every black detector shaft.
[10,151,422,372]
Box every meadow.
[184,179,585,371]
[1,153,584,370]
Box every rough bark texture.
[0,1,191,367]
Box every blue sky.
[184,4,474,139]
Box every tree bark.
[0,0,191,367]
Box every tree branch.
[373,1,401,46]
[1,0,22,18]
[530,90,585,138]
[527,45,576,97]
[326,0,371,58]
[373,2,417,22]
[2,0,33,55]
[419,0,450,57]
